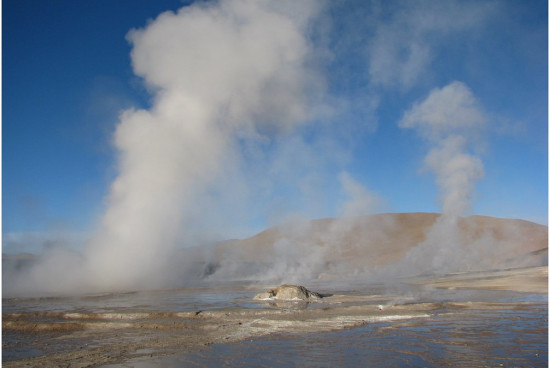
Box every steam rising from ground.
[85,0,326,291]
[398,82,488,274]
[400,81,486,218]
[204,82,496,285]
[4,1,538,296]
[5,0,327,295]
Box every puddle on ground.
[3,284,547,366]
[110,304,547,368]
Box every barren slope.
[209,213,547,278]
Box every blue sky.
[3,0,548,254]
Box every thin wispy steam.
[399,81,486,217]
[4,1,537,296]
[424,137,484,217]
[398,81,488,273]
[338,171,383,218]
[207,171,384,285]
[367,1,493,89]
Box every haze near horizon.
[2,0,547,295]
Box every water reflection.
[3,285,548,367]
[119,304,547,368]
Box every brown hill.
[205,213,547,281]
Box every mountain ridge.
[204,212,547,281]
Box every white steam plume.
[399,81,486,217]
[84,0,325,291]
[3,2,509,296]
[4,0,325,295]
[398,81,488,273]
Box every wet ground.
[111,304,547,368]
[3,268,548,367]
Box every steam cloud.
[86,0,328,291]
[398,81,488,273]
[5,0,327,295]
[4,1,516,295]
[207,171,383,284]
[400,81,486,217]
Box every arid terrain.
[3,266,547,367]
[193,213,548,282]
[3,213,548,367]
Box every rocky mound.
[254,284,322,301]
